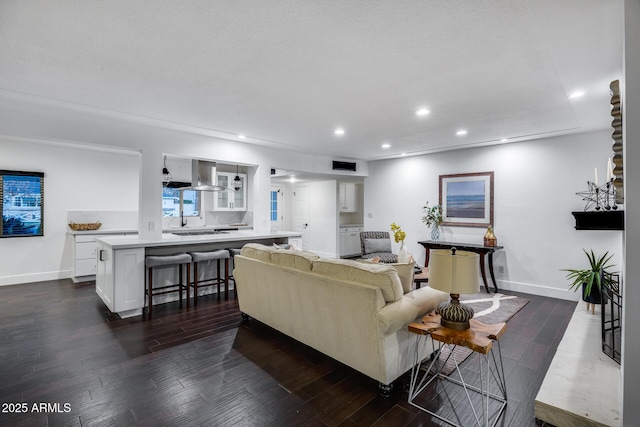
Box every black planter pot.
[582,282,606,304]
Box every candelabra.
[576,178,618,211]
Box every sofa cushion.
[390,262,416,294]
[240,243,275,262]
[312,259,403,303]
[271,249,319,272]
[363,238,392,254]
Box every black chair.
[359,231,398,263]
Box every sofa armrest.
[377,287,449,336]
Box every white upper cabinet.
[338,182,359,212]
[214,172,247,211]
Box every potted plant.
[422,202,443,241]
[563,249,615,313]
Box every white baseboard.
[496,279,580,301]
[0,269,71,286]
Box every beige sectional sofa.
[233,243,449,395]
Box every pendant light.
[162,156,172,187]
[233,164,243,191]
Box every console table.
[418,241,503,293]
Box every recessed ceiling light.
[289,176,296,183]
[500,138,508,142]
[238,134,246,139]
[415,108,430,116]
[569,90,585,99]
[456,130,468,136]
[401,153,407,156]
[381,143,391,149]
[334,128,345,136]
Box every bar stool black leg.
[193,262,199,307]
[186,263,190,308]
[178,264,183,308]
[224,258,229,300]
[216,259,221,300]
[148,267,153,318]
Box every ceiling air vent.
[332,161,357,172]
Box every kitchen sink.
[171,230,230,236]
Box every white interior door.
[294,185,310,250]
[270,185,284,231]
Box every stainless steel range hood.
[183,160,229,192]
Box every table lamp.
[428,248,480,330]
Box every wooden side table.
[413,267,429,289]
[407,313,507,427]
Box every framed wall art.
[439,171,494,227]
[1,170,44,238]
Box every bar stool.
[189,249,230,304]
[227,248,242,299]
[145,253,192,318]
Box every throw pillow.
[390,261,416,293]
[363,238,391,254]
[273,243,292,250]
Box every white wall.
[0,94,369,241]
[365,130,623,300]
[0,126,358,285]
[622,0,640,423]
[0,136,139,285]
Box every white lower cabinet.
[72,233,127,282]
[339,226,363,257]
[95,242,145,317]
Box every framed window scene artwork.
[439,171,494,227]
[1,170,45,237]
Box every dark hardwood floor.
[0,279,576,426]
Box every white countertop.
[67,228,138,235]
[95,230,301,249]
[67,225,253,236]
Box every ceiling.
[0,0,623,160]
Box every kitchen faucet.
[181,210,187,227]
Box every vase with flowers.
[390,222,408,263]
[422,202,443,241]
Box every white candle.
[608,158,614,181]
[595,167,598,186]
[607,158,612,181]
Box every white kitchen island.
[95,230,302,318]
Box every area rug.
[430,292,529,375]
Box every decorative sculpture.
[575,178,618,212]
